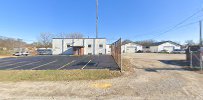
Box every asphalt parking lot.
[0,55,119,70]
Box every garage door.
[126,46,137,53]
[163,46,174,52]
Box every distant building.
[150,41,181,53]
[142,46,151,53]
[37,48,52,55]
[106,44,111,55]
[52,38,106,55]
[122,43,143,53]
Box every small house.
[106,44,111,55]
[122,43,143,53]
[150,41,181,53]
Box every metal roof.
[151,41,181,46]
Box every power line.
[149,8,203,39]
[152,20,201,39]
[133,8,203,40]
[134,20,200,38]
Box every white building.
[122,43,143,53]
[106,44,111,55]
[150,41,181,53]
[52,38,106,55]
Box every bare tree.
[67,33,83,38]
[56,32,68,38]
[185,40,196,46]
[0,36,27,50]
[122,39,133,45]
[38,33,53,48]
[31,42,43,48]
[55,32,84,39]
[135,40,156,46]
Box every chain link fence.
[111,38,122,70]
[190,51,203,71]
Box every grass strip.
[0,69,121,82]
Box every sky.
[0,0,203,44]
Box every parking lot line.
[57,60,76,70]
[0,61,17,65]
[30,60,57,70]
[0,59,15,63]
[7,61,41,70]
[81,60,92,69]
[0,61,28,67]
[0,57,25,63]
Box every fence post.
[190,51,193,68]
[120,38,122,72]
[200,51,203,71]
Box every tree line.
[0,32,84,50]
[0,33,199,51]
[122,39,198,47]
[31,32,84,48]
[0,36,27,50]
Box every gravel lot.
[1,53,203,100]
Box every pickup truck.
[171,49,186,54]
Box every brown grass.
[122,58,134,72]
[0,70,121,82]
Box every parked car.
[171,49,185,54]
[22,52,30,56]
[13,52,30,56]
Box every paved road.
[0,55,119,70]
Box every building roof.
[151,41,181,46]
[123,42,142,46]
[53,38,106,39]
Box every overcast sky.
[0,0,203,44]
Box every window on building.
[88,44,91,48]
[99,44,103,48]
[88,53,92,55]
[67,45,70,47]
[99,53,103,55]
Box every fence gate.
[190,51,203,70]
[111,38,122,70]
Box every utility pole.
[96,0,99,38]
[200,21,202,46]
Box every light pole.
[200,21,202,46]
[96,0,98,38]
[200,21,203,71]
